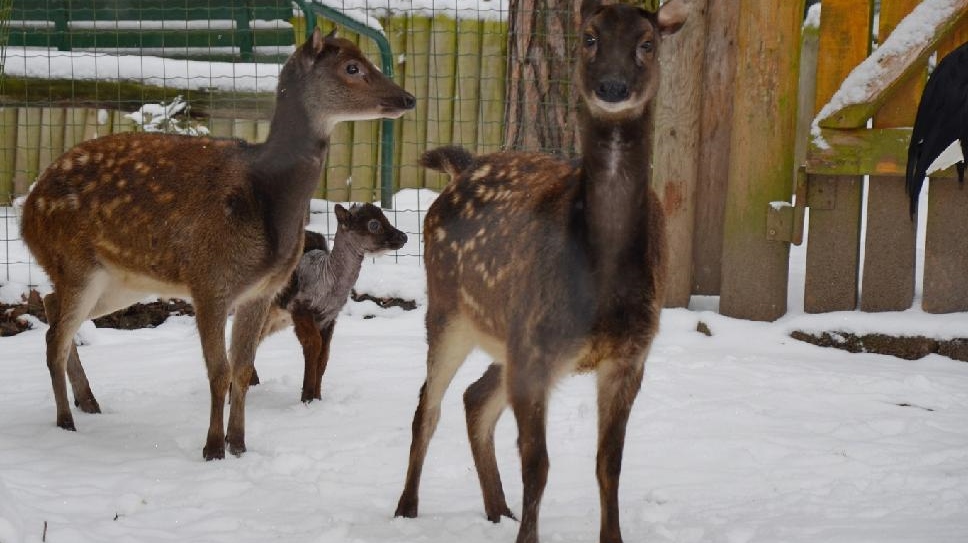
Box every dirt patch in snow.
[791,330,968,363]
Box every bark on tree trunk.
[503,0,579,155]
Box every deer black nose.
[401,93,417,110]
[595,81,629,103]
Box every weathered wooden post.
[652,0,707,307]
[691,0,738,296]
[719,0,805,321]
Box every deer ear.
[580,0,602,22]
[334,204,350,224]
[306,27,324,56]
[657,0,689,35]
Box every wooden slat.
[692,0,738,295]
[349,35,381,203]
[385,14,410,195]
[720,0,804,321]
[453,18,483,149]
[424,15,458,193]
[803,0,870,313]
[922,18,968,313]
[804,127,966,177]
[816,0,968,129]
[652,0,707,308]
[324,123,352,202]
[399,15,432,191]
[13,107,42,195]
[477,20,506,154]
[860,0,923,312]
[0,109,18,203]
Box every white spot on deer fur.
[60,158,73,171]
[434,229,447,242]
[471,164,492,181]
[76,152,90,166]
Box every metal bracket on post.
[766,166,808,245]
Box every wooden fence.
[4,1,968,321]
[0,13,507,204]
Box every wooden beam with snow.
[814,0,968,129]
[807,127,961,177]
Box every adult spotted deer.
[20,28,415,460]
[394,1,685,542]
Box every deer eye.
[640,41,654,53]
[346,63,360,75]
[583,34,598,48]
[367,219,382,233]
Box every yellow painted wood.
[424,16,458,192]
[816,0,968,128]
[13,108,42,195]
[0,109,18,203]
[400,16,432,191]
[477,20,506,154]
[453,18,483,148]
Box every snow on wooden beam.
[813,0,968,129]
[807,127,962,177]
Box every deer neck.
[253,95,332,262]
[578,105,653,273]
[323,228,368,301]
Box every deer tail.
[419,146,475,178]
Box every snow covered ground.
[1,189,967,543]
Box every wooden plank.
[349,34,381,203]
[385,14,410,195]
[720,0,804,321]
[424,15,458,193]
[0,109,18,204]
[921,17,968,313]
[13,108,42,195]
[400,16,432,191]
[692,0,738,295]
[652,0,707,308]
[453,18,483,149]
[63,108,90,148]
[816,0,968,129]
[803,127,966,177]
[325,123,353,202]
[803,0,870,314]
[477,20,507,154]
[860,0,923,312]
[38,108,66,174]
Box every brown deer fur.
[394,2,685,542]
[20,28,414,460]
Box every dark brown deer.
[394,2,685,542]
[261,203,407,402]
[19,28,415,460]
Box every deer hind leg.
[595,357,646,543]
[464,363,515,522]
[291,309,324,402]
[44,275,108,430]
[225,296,273,457]
[44,293,101,414]
[311,320,335,401]
[395,311,474,518]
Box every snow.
[1,188,968,543]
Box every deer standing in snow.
[261,203,407,402]
[394,2,685,542]
[20,28,415,460]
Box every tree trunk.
[503,0,579,155]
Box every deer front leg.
[225,297,272,456]
[595,358,645,543]
[194,297,231,460]
[509,356,552,543]
[395,311,473,518]
[464,363,515,523]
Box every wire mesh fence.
[0,0,543,291]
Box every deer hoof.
[227,439,247,457]
[487,507,517,523]
[249,370,260,386]
[75,396,101,414]
[394,498,418,518]
[202,443,225,461]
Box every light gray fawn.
[394,2,685,542]
[262,203,407,402]
[20,28,415,460]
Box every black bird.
[906,41,968,218]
